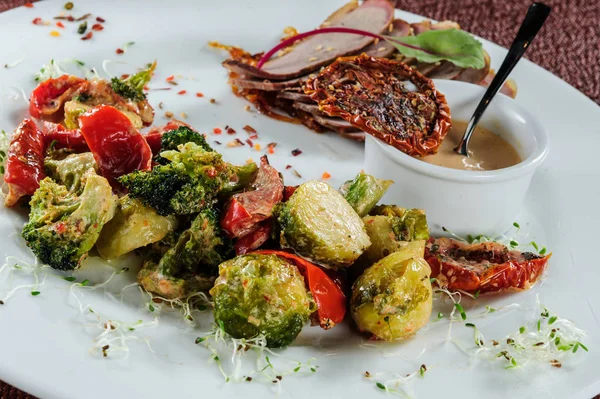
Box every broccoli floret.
[119,143,232,216]
[137,208,232,299]
[44,152,98,194]
[155,127,213,165]
[110,61,156,101]
[22,174,118,270]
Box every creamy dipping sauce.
[420,120,522,171]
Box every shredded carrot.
[166,75,175,82]
[196,92,204,97]
[56,21,65,28]
[322,172,331,180]
[268,145,275,154]
[254,144,262,151]
[213,128,222,134]
[177,90,187,95]
[24,2,34,7]
[49,30,60,37]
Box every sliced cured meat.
[320,0,359,27]
[221,156,283,238]
[230,76,306,91]
[78,105,152,187]
[410,20,460,35]
[291,101,321,115]
[424,237,550,294]
[4,119,46,207]
[305,54,451,156]
[234,221,272,255]
[453,51,492,85]
[362,19,411,58]
[427,61,464,80]
[276,91,313,103]
[222,0,394,81]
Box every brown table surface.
[0,0,599,398]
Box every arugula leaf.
[388,29,485,69]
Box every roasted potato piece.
[351,248,432,341]
[276,180,371,268]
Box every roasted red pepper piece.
[282,185,297,201]
[220,156,283,238]
[424,237,550,294]
[42,122,89,152]
[4,119,46,207]
[234,221,272,255]
[253,249,346,330]
[78,105,152,186]
[29,75,86,121]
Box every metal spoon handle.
[455,2,551,156]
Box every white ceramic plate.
[1,1,599,398]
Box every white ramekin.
[363,80,549,236]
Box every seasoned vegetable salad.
[0,63,550,351]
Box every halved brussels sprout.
[340,173,392,217]
[276,180,371,268]
[210,254,315,348]
[370,205,429,241]
[351,247,432,341]
[96,196,177,260]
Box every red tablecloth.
[0,0,599,398]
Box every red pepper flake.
[116,48,124,54]
[96,16,106,23]
[32,17,43,25]
[268,145,275,154]
[213,128,222,134]
[120,74,129,79]
[24,3,34,8]
[266,142,278,148]
[227,127,236,135]
[177,90,187,95]
[243,125,257,134]
[143,86,149,91]
[81,31,93,41]
[75,13,91,21]
[249,134,258,140]
[227,139,244,148]
[292,169,303,178]
[67,15,74,21]
[91,23,104,31]
[285,165,292,169]
[196,92,204,97]
[322,172,331,180]
[166,75,175,82]
[291,148,302,156]
[214,141,222,145]
[56,21,65,28]
[245,138,254,147]
[206,167,217,178]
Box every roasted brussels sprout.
[210,254,315,348]
[369,205,429,241]
[351,246,432,341]
[340,173,392,217]
[96,195,178,260]
[276,180,371,268]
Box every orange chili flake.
[116,48,124,54]
[213,128,222,134]
[177,90,187,95]
[268,145,275,154]
[196,92,204,97]
[81,31,93,40]
[254,144,262,151]
[49,30,60,37]
[56,21,65,28]
[165,75,175,82]
[322,172,331,180]
[91,23,104,31]
[24,2,34,7]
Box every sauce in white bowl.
[363,80,549,236]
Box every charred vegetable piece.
[304,54,451,156]
[425,237,551,294]
[42,122,89,152]
[119,142,231,216]
[96,195,178,260]
[138,260,216,300]
[340,173,392,217]
[4,119,47,207]
[276,180,371,268]
[351,247,432,341]
[254,250,346,330]
[370,205,429,241]
[221,156,283,238]
[79,105,153,187]
[45,152,98,194]
[29,75,86,121]
[22,173,118,270]
[210,254,315,348]
[234,221,272,255]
